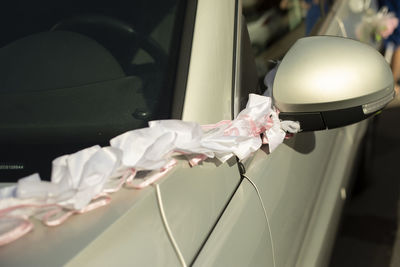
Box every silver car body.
[0,0,378,266]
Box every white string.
[243,175,276,267]
[154,183,187,267]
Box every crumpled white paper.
[0,93,300,245]
[356,7,399,43]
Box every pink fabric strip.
[42,194,111,226]
[188,154,208,167]
[0,217,34,246]
[42,208,74,227]
[201,120,232,130]
[103,170,135,193]
[78,194,111,214]
[126,159,177,189]
[0,203,56,217]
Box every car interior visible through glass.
[0,1,186,181]
[243,0,333,82]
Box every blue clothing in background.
[305,0,321,35]
[305,0,329,35]
[379,0,400,47]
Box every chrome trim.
[232,0,242,118]
[362,91,395,114]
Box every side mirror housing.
[273,36,394,131]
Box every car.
[0,0,393,266]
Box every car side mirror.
[273,36,394,131]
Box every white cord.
[243,175,276,267]
[154,184,187,267]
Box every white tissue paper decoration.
[0,92,300,246]
[356,7,399,43]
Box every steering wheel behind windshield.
[50,14,168,76]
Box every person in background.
[301,0,330,35]
[279,0,303,30]
[379,0,400,93]
[303,0,321,35]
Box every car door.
[185,1,275,266]
[157,0,274,265]
[239,0,374,266]
[236,1,338,265]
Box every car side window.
[242,0,334,87]
[234,15,263,115]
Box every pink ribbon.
[0,94,299,246]
[125,159,177,189]
[0,217,33,246]
[0,193,111,244]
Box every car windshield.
[0,1,187,181]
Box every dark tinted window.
[0,1,187,181]
[243,0,333,79]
